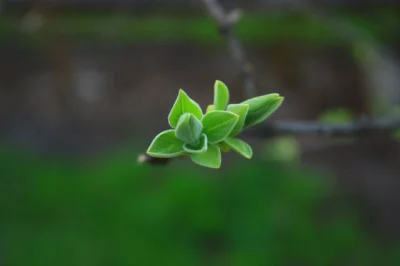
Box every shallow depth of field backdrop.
[1,0,400,265]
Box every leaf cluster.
[147,80,284,168]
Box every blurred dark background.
[1,0,400,265]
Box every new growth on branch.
[144,81,284,169]
[138,0,400,168]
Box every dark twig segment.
[245,118,400,138]
[137,154,171,165]
[138,118,400,165]
[201,0,257,98]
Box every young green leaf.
[206,104,215,113]
[202,110,239,144]
[175,113,203,146]
[191,143,221,169]
[241,93,284,127]
[168,89,203,128]
[223,137,253,159]
[184,134,208,154]
[226,103,249,137]
[214,80,230,110]
[146,129,185,158]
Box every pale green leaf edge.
[183,134,208,154]
[191,143,221,169]
[214,80,230,111]
[168,89,203,128]
[242,94,284,128]
[146,129,185,158]
[202,110,240,144]
[227,103,249,137]
[223,137,253,159]
[175,113,203,146]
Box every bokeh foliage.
[0,145,399,266]
[1,3,399,265]
[1,9,399,45]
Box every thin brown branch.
[138,118,400,165]
[245,118,400,138]
[137,154,171,166]
[201,0,257,98]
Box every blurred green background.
[1,146,399,266]
[1,0,400,265]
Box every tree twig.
[138,118,400,165]
[245,117,400,138]
[200,0,257,98]
[138,1,400,165]
[137,154,171,166]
